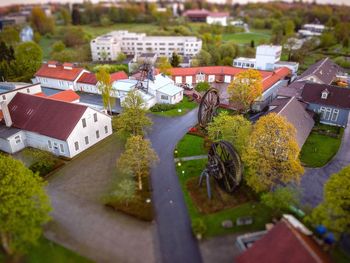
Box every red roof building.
[236,219,332,263]
[77,71,128,85]
[35,61,86,81]
[35,90,80,103]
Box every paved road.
[148,108,203,263]
[45,134,156,263]
[301,117,350,207]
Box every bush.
[192,219,207,239]
[23,148,58,177]
[195,82,210,92]
[150,103,176,112]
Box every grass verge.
[175,134,207,158]
[150,96,197,117]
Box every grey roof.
[277,81,307,99]
[297,57,342,85]
[268,96,314,148]
[0,124,22,139]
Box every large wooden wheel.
[198,88,220,128]
[207,141,242,193]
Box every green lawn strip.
[222,31,271,44]
[175,134,207,158]
[300,131,342,167]
[0,238,91,263]
[39,36,56,60]
[150,96,197,117]
[176,159,271,237]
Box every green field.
[150,96,198,117]
[300,132,342,167]
[175,134,207,158]
[223,31,271,45]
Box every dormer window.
[321,89,329,99]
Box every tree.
[96,67,114,114]
[261,186,300,217]
[193,50,212,66]
[283,20,295,36]
[30,7,55,35]
[0,42,15,63]
[110,178,136,206]
[227,69,263,113]
[0,26,20,46]
[116,52,126,63]
[320,32,336,48]
[117,136,158,190]
[250,40,255,48]
[59,7,71,25]
[157,57,172,75]
[15,41,43,82]
[71,6,81,25]
[113,89,152,137]
[208,112,252,155]
[195,81,210,92]
[0,154,51,255]
[307,165,350,235]
[243,113,304,193]
[170,52,181,67]
[63,27,87,47]
[51,41,65,53]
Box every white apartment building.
[298,24,325,37]
[90,30,202,62]
[206,12,229,26]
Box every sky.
[0,0,349,7]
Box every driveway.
[45,134,156,263]
[148,108,202,263]
[301,117,350,207]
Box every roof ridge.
[312,57,329,74]
[278,96,295,115]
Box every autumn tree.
[113,89,152,137]
[170,52,181,67]
[157,57,172,75]
[30,6,55,35]
[63,27,87,47]
[227,69,263,113]
[117,136,158,190]
[0,154,51,256]
[307,165,350,235]
[96,67,114,113]
[208,112,252,155]
[242,113,304,193]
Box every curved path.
[301,117,350,207]
[148,108,202,263]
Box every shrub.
[195,82,210,92]
[192,219,207,239]
[23,148,58,177]
[150,103,176,112]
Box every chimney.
[47,60,58,68]
[1,102,13,127]
[63,63,73,70]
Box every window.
[331,109,339,122]
[14,135,21,144]
[48,140,52,148]
[27,88,30,93]
[96,130,100,139]
[325,108,332,120]
[60,144,64,153]
[161,95,169,100]
[85,136,89,145]
[104,125,108,134]
[75,142,79,151]
[82,118,87,128]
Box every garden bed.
[149,96,197,117]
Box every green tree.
[320,32,336,48]
[208,112,252,155]
[261,186,300,217]
[170,52,181,67]
[113,89,152,136]
[157,57,172,75]
[243,113,304,193]
[0,154,51,255]
[96,67,114,113]
[283,20,295,36]
[227,69,263,113]
[109,178,136,206]
[59,7,71,25]
[51,41,66,53]
[63,27,87,47]
[15,41,43,82]
[117,136,158,190]
[193,50,212,66]
[116,52,126,63]
[195,81,210,92]
[307,165,350,235]
[0,26,20,46]
[30,6,55,35]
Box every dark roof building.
[297,57,343,85]
[183,9,210,22]
[5,93,87,140]
[236,216,332,263]
[268,96,314,148]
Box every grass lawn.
[176,159,272,237]
[0,238,91,263]
[39,36,56,60]
[222,31,271,45]
[300,131,342,167]
[175,134,207,158]
[150,96,198,117]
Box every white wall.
[76,83,100,94]
[36,76,74,90]
[0,130,26,154]
[0,84,42,106]
[67,108,112,158]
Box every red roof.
[236,220,332,263]
[208,12,230,17]
[49,90,80,103]
[183,9,210,17]
[169,66,291,91]
[35,63,86,81]
[6,93,87,140]
[77,71,128,85]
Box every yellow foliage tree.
[242,113,304,193]
[227,69,263,113]
[96,67,114,113]
[157,56,172,75]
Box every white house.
[206,12,230,27]
[34,61,89,90]
[90,30,202,61]
[0,93,112,158]
[113,73,184,109]
[0,82,42,104]
[298,24,325,37]
[20,25,33,42]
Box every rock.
[222,220,233,228]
